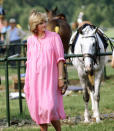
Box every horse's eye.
[93,43,95,46]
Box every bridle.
[80,35,99,65]
[83,53,97,64]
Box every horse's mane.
[78,21,92,28]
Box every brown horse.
[45,7,72,54]
[45,7,72,94]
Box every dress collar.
[34,30,47,40]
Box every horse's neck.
[72,32,105,54]
[74,33,105,58]
[74,34,82,54]
[69,31,77,45]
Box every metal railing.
[0,39,113,126]
[0,51,113,126]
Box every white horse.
[69,24,106,123]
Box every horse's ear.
[53,7,57,13]
[45,8,49,12]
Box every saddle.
[71,24,109,53]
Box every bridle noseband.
[81,35,99,65]
[83,53,97,64]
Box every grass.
[104,27,114,38]
[1,122,114,131]
[0,64,114,130]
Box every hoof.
[96,118,101,123]
[91,117,101,123]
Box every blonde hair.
[29,9,48,34]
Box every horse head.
[79,26,98,74]
[45,7,57,20]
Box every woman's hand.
[58,79,64,91]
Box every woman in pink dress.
[24,10,66,131]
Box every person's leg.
[39,124,48,131]
[51,120,61,131]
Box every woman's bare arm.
[58,61,64,90]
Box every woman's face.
[37,21,47,33]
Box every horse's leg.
[83,87,90,123]
[79,74,90,123]
[93,71,102,123]
[86,75,95,119]
[89,88,95,116]
[87,80,96,117]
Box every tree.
[2,0,114,29]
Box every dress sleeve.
[24,38,31,100]
[53,33,65,64]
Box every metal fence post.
[5,45,10,126]
[17,61,23,114]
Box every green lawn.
[0,64,114,131]
[104,28,114,38]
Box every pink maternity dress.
[24,30,66,124]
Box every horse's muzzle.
[85,65,94,75]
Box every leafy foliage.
[2,0,114,29]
